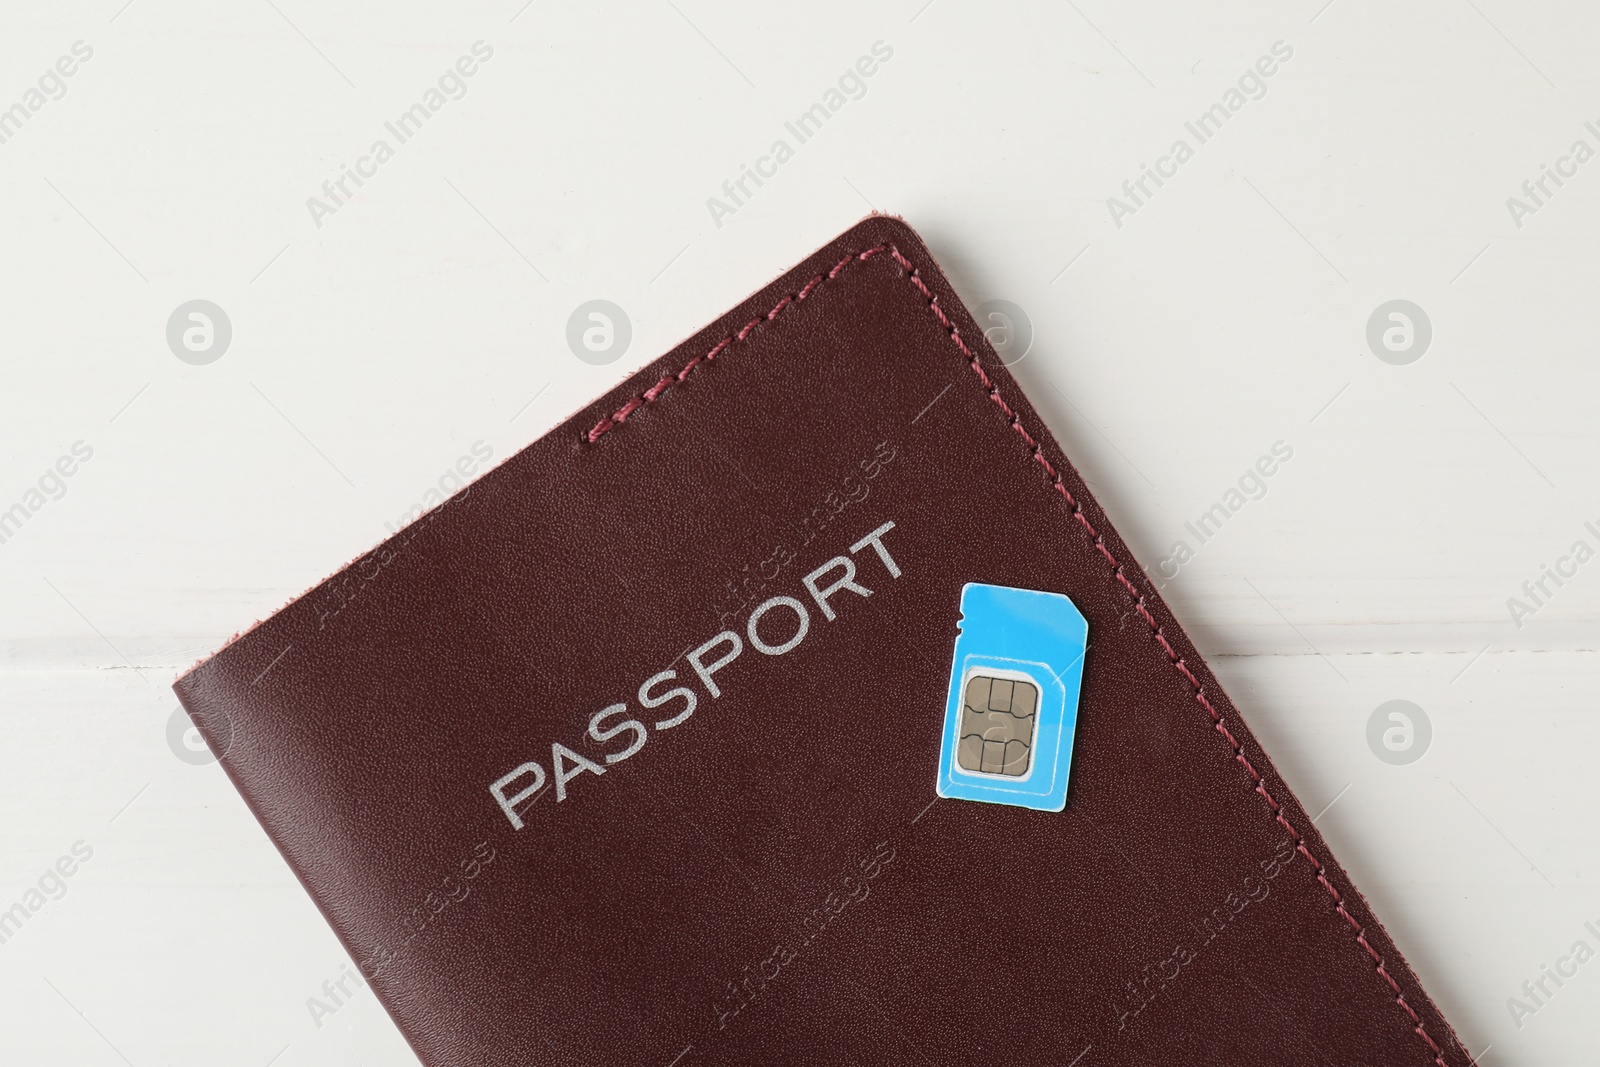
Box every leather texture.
[175,216,1471,1066]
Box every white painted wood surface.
[2,1,1595,1062]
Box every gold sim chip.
[956,674,1038,777]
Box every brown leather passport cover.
[175,216,1470,1066]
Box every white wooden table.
[2,2,1595,1062]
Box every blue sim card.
[936,582,1088,812]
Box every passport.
[175,215,1471,1066]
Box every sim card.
[936,582,1088,812]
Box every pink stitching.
[583,242,1457,1067]
[587,247,897,443]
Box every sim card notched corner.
[936,582,1088,813]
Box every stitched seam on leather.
[583,242,1455,1067]
[585,249,857,442]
